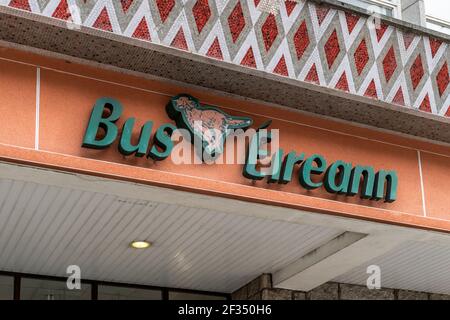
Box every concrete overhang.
[0,3,449,143]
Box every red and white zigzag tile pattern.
[3,0,449,117]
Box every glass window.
[426,18,450,35]
[169,291,226,300]
[424,0,450,25]
[98,285,162,300]
[21,278,91,300]
[339,0,396,17]
[0,276,13,300]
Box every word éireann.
[244,130,398,203]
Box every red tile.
[402,32,415,50]
[170,28,188,51]
[132,18,151,41]
[93,7,113,32]
[410,55,424,91]
[261,14,278,52]
[305,64,320,84]
[392,88,405,106]
[436,62,449,97]
[354,39,369,76]
[315,5,330,25]
[9,0,31,11]
[273,55,288,76]
[429,37,442,58]
[335,72,349,92]
[382,46,397,83]
[52,0,71,21]
[293,21,309,60]
[120,0,134,13]
[156,0,175,23]
[285,1,297,16]
[241,47,256,68]
[192,0,211,33]
[206,38,223,60]
[364,80,378,98]
[228,1,246,43]
[345,12,359,34]
[375,23,388,42]
[419,94,432,113]
[324,29,340,69]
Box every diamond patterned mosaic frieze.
[3,0,449,117]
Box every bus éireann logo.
[166,94,253,158]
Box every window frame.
[425,14,450,35]
[0,270,230,300]
[339,0,402,18]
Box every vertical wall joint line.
[35,67,41,151]
[417,150,427,217]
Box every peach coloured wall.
[0,46,448,232]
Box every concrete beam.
[273,232,416,291]
[273,232,366,286]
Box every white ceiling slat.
[20,187,74,270]
[0,180,12,215]
[2,184,49,267]
[0,180,25,239]
[99,204,188,280]
[144,210,239,279]
[76,201,152,273]
[29,189,85,273]
[196,225,340,292]
[119,207,204,283]
[174,215,272,289]
[64,195,123,272]
[335,241,450,295]
[66,200,135,272]
[0,182,38,261]
[9,186,61,271]
[88,202,168,279]
[180,219,307,291]
[36,191,96,274]
[134,208,226,284]
[184,220,290,287]
[43,192,106,275]
[81,202,165,277]
[45,193,114,275]
[148,214,248,288]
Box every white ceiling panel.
[0,178,342,293]
[334,241,450,295]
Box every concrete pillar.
[401,0,426,27]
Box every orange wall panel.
[0,59,36,148]
[0,47,448,232]
[39,69,423,216]
[421,152,450,220]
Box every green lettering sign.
[82,97,122,149]
[299,154,327,190]
[82,95,399,203]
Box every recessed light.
[130,241,151,249]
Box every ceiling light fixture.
[130,241,152,249]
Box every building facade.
[0,0,448,300]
